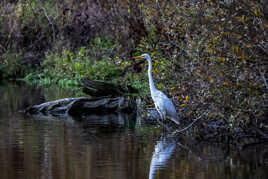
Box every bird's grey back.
[152,89,179,120]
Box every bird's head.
[133,53,151,61]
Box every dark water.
[0,84,267,179]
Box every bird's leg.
[154,106,161,121]
[155,108,171,131]
[157,110,164,122]
[159,112,164,121]
[160,111,166,122]
[155,107,163,122]
[156,113,162,123]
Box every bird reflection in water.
[149,136,177,179]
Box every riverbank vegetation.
[0,0,267,145]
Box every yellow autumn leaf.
[15,3,23,18]
[185,95,189,102]
[208,76,214,83]
[180,104,186,107]
[218,56,225,62]
[245,44,251,48]
[237,34,243,40]
[241,15,245,23]
[209,112,215,118]
[253,8,258,16]
[233,45,239,54]
[221,31,228,36]
[215,36,221,41]
[223,81,231,86]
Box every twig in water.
[157,119,172,132]
[172,112,208,135]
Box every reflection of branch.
[172,112,208,135]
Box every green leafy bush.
[25,37,123,87]
[0,51,32,79]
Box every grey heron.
[133,54,180,125]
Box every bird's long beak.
[132,55,142,59]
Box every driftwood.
[25,96,137,118]
[23,79,138,128]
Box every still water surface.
[0,84,267,179]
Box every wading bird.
[133,54,180,125]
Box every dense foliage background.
[0,0,267,140]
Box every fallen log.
[24,96,137,117]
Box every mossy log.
[24,96,137,117]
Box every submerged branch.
[172,112,209,135]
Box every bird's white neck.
[147,57,156,92]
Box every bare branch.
[40,6,56,42]
[172,112,209,135]
[260,71,268,89]
[257,44,268,57]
